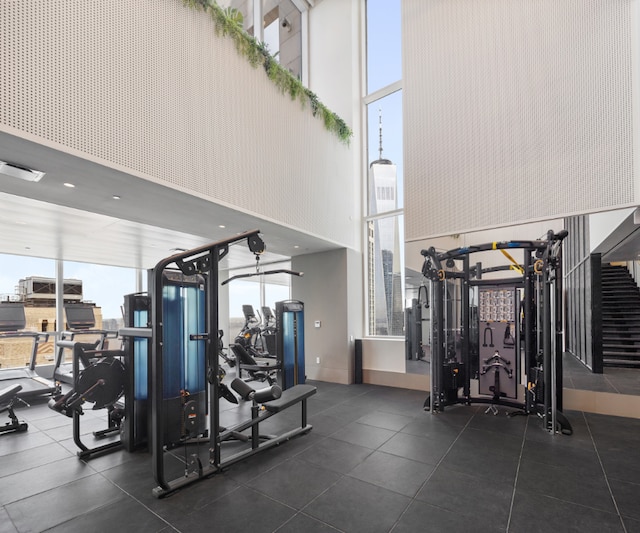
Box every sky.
[0,0,402,322]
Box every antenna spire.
[378,108,383,160]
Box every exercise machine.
[275,300,306,389]
[53,304,118,384]
[121,230,316,497]
[421,229,572,434]
[230,342,280,384]
[48,340,126,459]
[0,302,59,401]
[0,384,28,435]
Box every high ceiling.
[0,130,343,272]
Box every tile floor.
[1,379,640,533]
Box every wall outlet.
[316,357,320,364]
[314,320,321,328]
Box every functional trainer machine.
[120,230,316,497]
[421,229,571,434]
[47,231,316,497]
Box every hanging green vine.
[182,0,352,144]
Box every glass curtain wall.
[365,0,404,336]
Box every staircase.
[601,264,640,368]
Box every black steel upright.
[149,229,265,497]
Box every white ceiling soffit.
[594,209,640,263]
[0,130,341,270]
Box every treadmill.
[53,304,117,385]
[0,302,59,400]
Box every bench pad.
[264,384,316,413]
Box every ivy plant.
[182,0,352,144]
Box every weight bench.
[218,379,316,465]
[0,384,28,435]
[230,343,280,384]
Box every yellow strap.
[500,249,524,274]
[492,241,497,250]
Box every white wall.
[0,0,357,250]
[292,248,361,384]
[403,0,638,241]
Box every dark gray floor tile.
[467,407,528,438]
[222,440,302,484]
[304,476,410,533]
[415,465,513,530]
[0,441,72,478]
[330,421,396,449]
[348,450,434,497]
[623,515,640,533]
[0,506,18,533]
[517,458,615,513]
[455,425,524,455]
[509,489,625,533]
[356,410,415,431]
[0,428,55,458]
[4,474,126,532]
[392,499,503,533]
[609,478,640,520]
[251,457,340,509]
[45,496,169,532]
[298,436,373,474]
[597,450,640,485]
[308,411,352,436]
[79,444,142,472]
[320,402,374,425]
[585,413,640,443]
[26,411,73,430]
[154,473,242,519]
[525,416,594,451]
[178,485,295,533]
[275,512,341,533]
[0,455,94,505]
[378,431,453,465]
[441,440,519,483]
[399,413,464,440]
[521,438,602,477]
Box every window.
[366,0,402,94]
[365,0,403,336]
[367,214,405,336]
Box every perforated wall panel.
[403,0,637,241]
[0,0,354,248]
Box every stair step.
[603,358,640,368]
[602,343,640,350]
[602,351,640,360]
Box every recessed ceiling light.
[293,245,300,249]
[218,225,226,229]
[63,182,75,188]
[112,195,121,200]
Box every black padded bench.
[264,384,316,413]
[220,383,317,466]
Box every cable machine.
[421,229,571,435]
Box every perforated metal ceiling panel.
[403,0,637,240]
[0,0,354,249]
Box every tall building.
[368,112,403,335]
